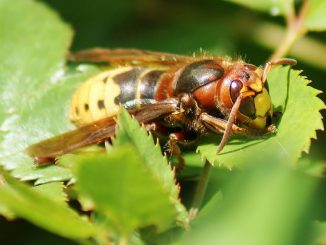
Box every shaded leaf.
[0,169,98,240]
[198,67,325,168]
[74,147,178,235]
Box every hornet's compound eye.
[230,80,243,102]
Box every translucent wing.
[26,99,178,162]
[69,48,201,66]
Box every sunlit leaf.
[0,67,99,184]
[74,147,178,235]
[0,0,100,184]
[113,109,188,225]
[0,0,71,128]
[198,67,325,168]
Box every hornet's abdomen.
[70,67,165,126]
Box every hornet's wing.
[26,99,178,162]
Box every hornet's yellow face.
[236,67,273,130]
[248,87,272,129]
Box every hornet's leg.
[165,131,198,173]
[199,113,250,135]
[199,110,250,154]
[166,133,185,173]
[145,122,187,172]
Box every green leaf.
[225,0,294,16]
[33,182,67,204]
[0,169,98,240]
[0,67,99,184]
[113,108,188,224]
[182,164,318,245]
[0,0,71,126]
[0,0,99,185]
[73,147,178,235]
[198,67,325,168]
[304,0,326,31]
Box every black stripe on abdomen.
[113,68,145,104]
[139,70,164,99]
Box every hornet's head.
[216,58,297,131]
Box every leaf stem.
[270,0,309,60]
[189,160,212,220]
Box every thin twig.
[270,0,309,61]
[189,160,213,220]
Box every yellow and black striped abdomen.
[69,66,165,126]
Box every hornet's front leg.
[199,112,276,154]
[199,113,250,135]
[199,112,250,154]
